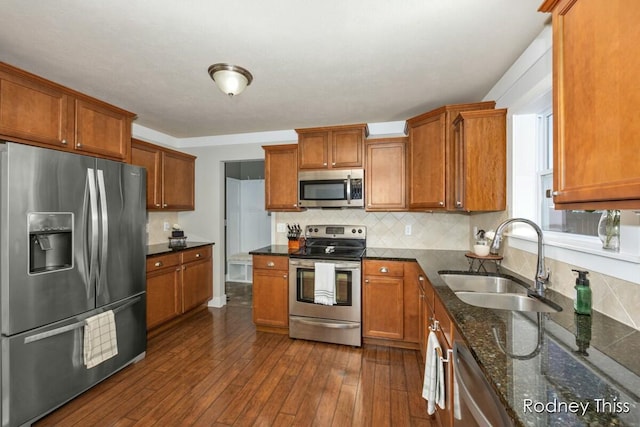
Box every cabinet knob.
[293,203,298,207]
[332,162,336,166]
[61,139,67,145]
[365,279,369,283]
[267,261,275,267]
[76,143,82,148]
[379,267,388,273]
[195,253,201,258]
[418,275,425,281]
[155,204,161,207]
[367,203,372,207]
[323,162,327,166]
[439,201,444,206]
[455,201,462,207]
[283,274,287,279]
[155,261,163,267]
[163,204,168,208]
[552,191,559,196]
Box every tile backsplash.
[147,211,179,245]
[275,210,471,249]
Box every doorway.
[224,160,270,306]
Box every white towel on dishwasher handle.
[422,330,445,414]
[314,262,336,305]
[83,310,118,369]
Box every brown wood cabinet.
[452,109,507,212]
[405,101,496,211]
[0,62,134,162]
[252,255,289,331]
[362,260,419,347]
[263,144,301,211]
[539,0,640,209]
[296,123,368,170]
[131,139,196,211]
[146,245,213,330]
[365,137,407,211]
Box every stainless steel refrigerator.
[0,142,147,427]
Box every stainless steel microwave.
[298,169,364,208]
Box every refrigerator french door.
[0,142,147,426]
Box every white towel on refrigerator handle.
[83,310,118,369]
[422,330,445,414]
[314,262,336,305]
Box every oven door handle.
[292,317,360,329]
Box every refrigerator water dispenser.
[28,212,73,274]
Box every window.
[537,109,602,237]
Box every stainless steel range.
[288,225,366,347]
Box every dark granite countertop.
[147,241,214,257]
[248,245,292,257]
[365,248,640,426]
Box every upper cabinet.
[540,0,640,209]
[296,124,368,170]
[131,139,196,211]
[264,144,302,211]
[365,137,407,211]
[452,109,507,212]
[405,101,496,211]
[0,62,135,162]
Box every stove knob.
[308,227,313,233]
[352,228,356,234]
[358,228,363,233]
[314,228,318,232]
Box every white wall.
[226,177,270,256]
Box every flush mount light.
[207,63,253,97]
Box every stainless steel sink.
[439,272,529,294]
[454,291,561,313]
[438,271,562,313]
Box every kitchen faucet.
[490,218,549,296]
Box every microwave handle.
[346,174,351,204]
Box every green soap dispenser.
[572,269,592,315]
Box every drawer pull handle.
[379,267,388,273]
[155,261,163,267]
[267,261,275,267]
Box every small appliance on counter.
[169,224,187,248]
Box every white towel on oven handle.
[314,262,336,305]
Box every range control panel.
[305,225,366,239]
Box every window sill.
[506,230,640,284]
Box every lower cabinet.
[362,260,419,347]
[252,255,289,331]
[146,245,213,330]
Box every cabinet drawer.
[364,260,404,277]
[253,255,288,271]
[146,253,181,272]
[181,245,212,264]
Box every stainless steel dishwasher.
[453,340,514,427]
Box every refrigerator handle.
[96,169,109,296]
[87,168,99,298]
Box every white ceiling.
[0,0,548,140]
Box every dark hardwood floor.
[35,305,433,426]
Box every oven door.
[288,259,361,322]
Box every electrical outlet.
[404,224,412,236]
[163,221,170,231]
[276,223,287,233]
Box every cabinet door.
[162,150,195,210]
[131,140,162,209]
[402,262,420,344]
[0,69,71,148]
[298,132,329,169]
[332,128,363,168]
[363,275,404,340]
[264,144,301,211]
[365,138,407,211]
[74,99,131,161]
[543,0,640,208]
[452,109,506,212]
[252,268,289,327]
[408,115,446,209]
[146,267,181,329]
[182,258,212,312]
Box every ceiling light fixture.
[207,63,253,97]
